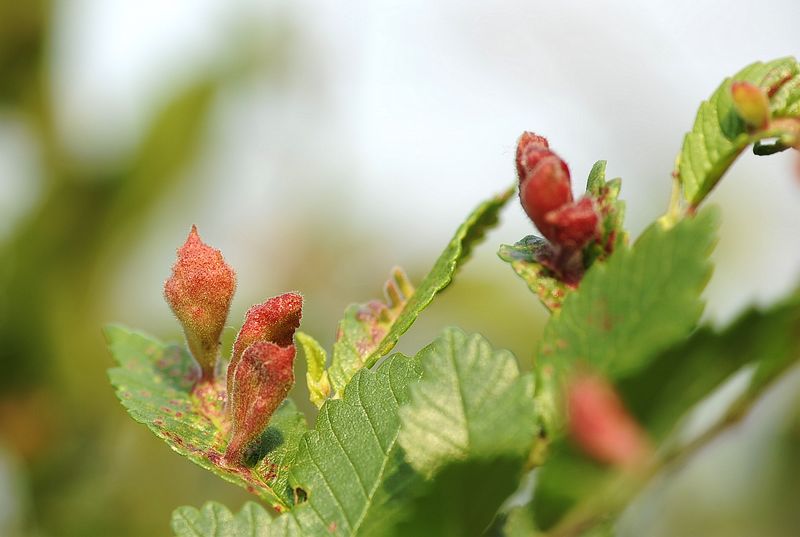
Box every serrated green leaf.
[678,57,800,205]
[388,458,526,537]
[171,501,271,537]
[270,353,423,536]
[539,208,718,382]
[296,331,330,408]
[398,328,539,476]
[328,186,515,394]
[532,442,615,532]
[105,325,307,509]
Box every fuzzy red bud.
[545,197,600,250]
[227,293,303,397]
[224,341,296,465]
[567,373,650,467]
[164,226,236,381]
[516,131,551,178]
[731,81,770,129]
[516,133,575,243]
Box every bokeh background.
[1,1,799,536]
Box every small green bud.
[731,81,770,129]
[224,342,296,465]
[164,226,236,381]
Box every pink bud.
[224,342,296,464]
[731,81,770,129]
[545,197,600,250]
[164,226,236,381]
[567,373,650,467]
[227,293,303,397]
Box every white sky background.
[4,0,799,327]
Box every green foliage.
[101,56,800,537]
[582,161,627,266]
[619,286,800,439]
[171,502,271,537]
[105,325,307,509]
[398,328,538,476]
[327,267,416,395]
[532,284,800,533]
[327,186,515,395]
[296,332,330,408]
[390,458,525,537]
[677,57,800,205]
[539,208,718,382]
[274,354,422,536]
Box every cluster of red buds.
[164,226,301,465]
[516,132,602,283]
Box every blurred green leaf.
[0,1,48,105]
[398,328,538,477]
[328,186,515,394]
[533,282,800,533]
[531,441,617,532]
[677,57,800,205]
[619,286,800,439]
[389,458,525,537]
[539,208,718,382]
[105,325,307,509]
[171,501,271,537]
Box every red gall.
[227,292,303,397]
[164,226,236,381]
[224,341,296,464]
